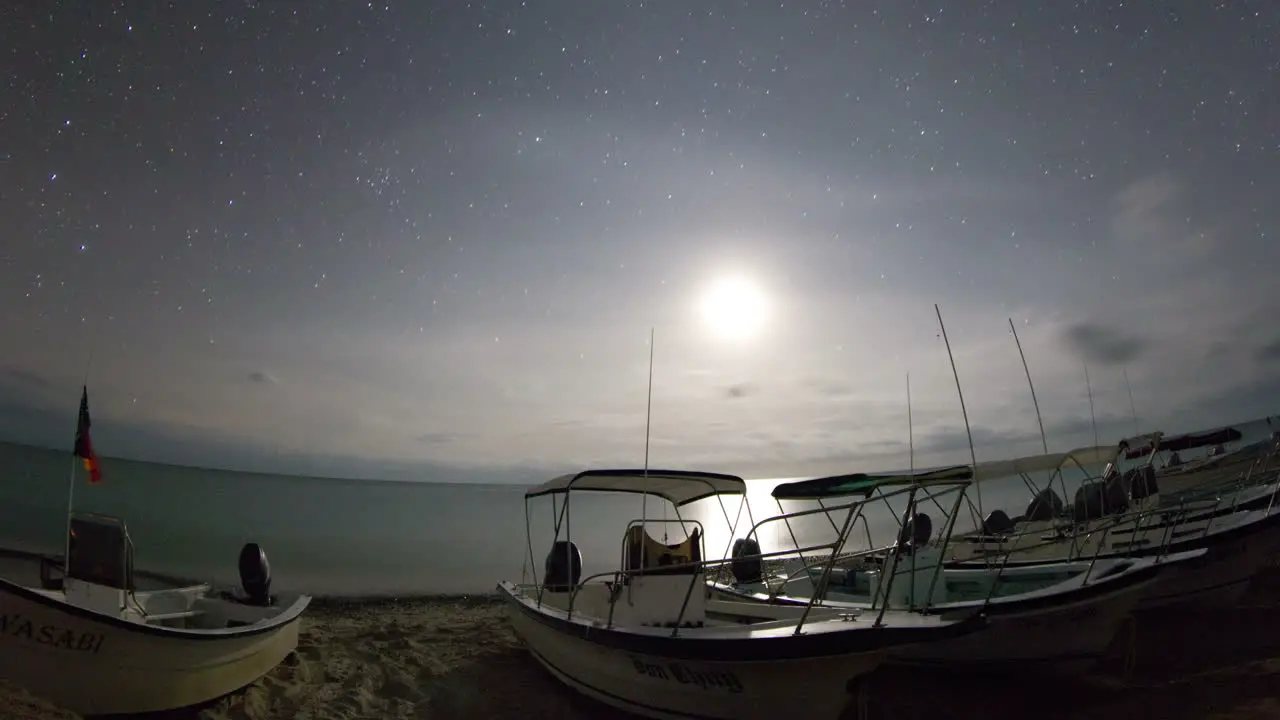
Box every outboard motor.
[1024,488,1064,522]
[981,509,1015,536]
[238,542,273,606]
[1073,483,1106,523]
[544,540,582,592]
[1102,473,1130,515]
[730,537,764,585]
[1130,465,1159,501]
[896,512,932,553]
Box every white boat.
[708,465,1204,674]
[945,444,1280,608]
[0,513,310,715]
[1117,426,1279,500]
[498,469,985,720]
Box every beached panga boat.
[0,512,310,715]
[943,444,1280,608]
[708,464,1205,674]
[499,469,985,720]
[1114,425,1279,500]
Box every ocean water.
[3,421,1271,596]
[0,441,1059,596]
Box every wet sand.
[5,570,1280,720]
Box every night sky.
[2,2,1277,481]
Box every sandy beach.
[6,570,1280,720]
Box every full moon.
[698,276,769,340]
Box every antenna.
[1009,318,1049,454]
[644,327,655,475]
[1122,366,1139,434]
[935,304,983,523]
[907,372,914,475]
[641,328,658,545]
[1083,362,1099,447]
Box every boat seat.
[624,525,701,576]
[66,515,134,591]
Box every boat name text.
[630,656,744,693]
[0,612,106,654]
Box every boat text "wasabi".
[0,612,106,654]
[630,656,744,693]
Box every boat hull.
[711,557,1162,675]
[1136,509,1280,608]
[500,581,977,720]
[885,567,1152,673]
[0,581,306,715]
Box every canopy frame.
[522,468,755,606]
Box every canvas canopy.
[771,466,972,500]
[524,468,748,507]
[1120,427,1243,460]
[969,445,1116,481]
[771,445,1117,501]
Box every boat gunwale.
[708,551,1176,618]
[0,571,312,640]
[497,579,987,662]
[946,504,1280,569]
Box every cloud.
[1061,323,1148,367]
[1112,174,1180,248]
[4,164,1276,483]
[0,365,548,483]
[4,367,56,392]
[804,377,857,399]
[415,431,459,445]
[1255,338,1280,364]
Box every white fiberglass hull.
[0,580,308,715]
[950,504,1280,609]
[711,554,1176,675]
[886,566,1151,672]
[500,581,978,720]
[1136,509,1280,608]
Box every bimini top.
[772,445,1117,501]
[772,465,972,500]
[1119,426,1244,460]
[525,468,748,507]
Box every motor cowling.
[896,512,933,550]
[730,537,764,585]
[238,542,273,606]
[544,540,582,592]
[1024,488,1064,522]
[1130,465,1159,501]
[1073,483,1106,523]
[981,509,1015,536]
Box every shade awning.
[771,466,972,500]
[970,445,1116,481]
[524,468,748,507]
[770,445,1117,500]
[1120,427,1243,459]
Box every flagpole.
[63,454,78,569]
[66,352,94,570]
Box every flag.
[73,386,103,484]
